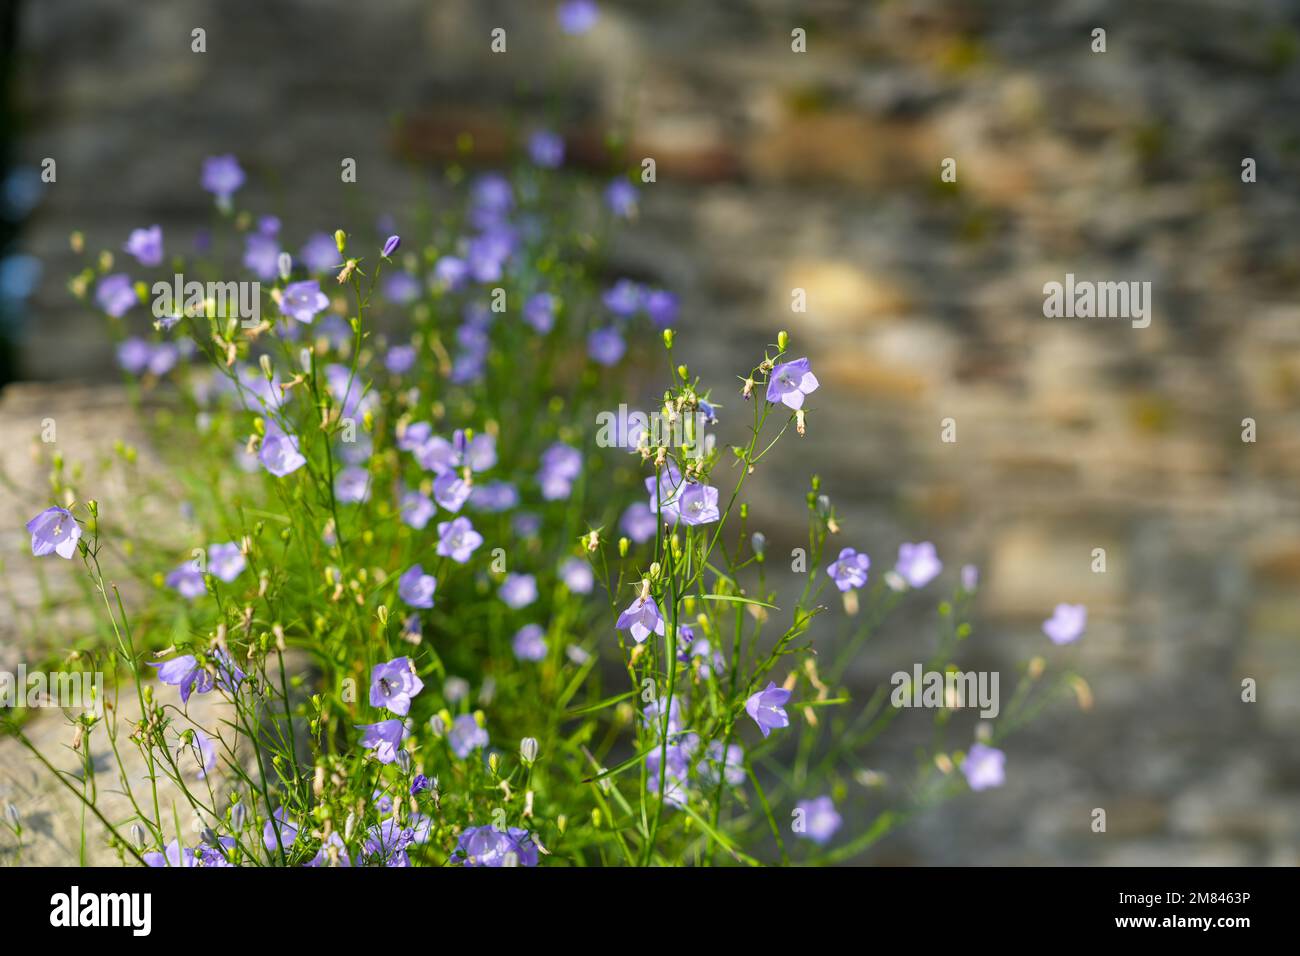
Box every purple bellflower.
[25,506,81,559]
[745,681,792,738]
[369,657,425,716]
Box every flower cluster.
[10,132,1085,869]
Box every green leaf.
[700,593,779,610]
[564,688,638,718]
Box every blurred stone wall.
[4,0,1300,864]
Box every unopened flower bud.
[4,804,19,826]
[130,823,146,849]
[662,329,674,350]
[395,749,412,774]
[382,235,401,257]
[618,537,629,557]
[231,802,247,830]
[520,737,539,765]
[751,531,767,556]
[334,229,347,253]
[277,252,292,281]
[777,330,789,351]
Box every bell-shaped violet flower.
[621,502,657,543]
[357,719,406,764]
[499,572,538,609]
[643,288,679,328]
[605,179,637,217]
[537,442,582,501]
[962,743,1006,791]
[827,547,870,592]
[645,461,685,521]
[400,489,436,530]
[208,542,246,583]
[616,595,665,644]
[698,741,746,788]
[559,557,594,594]
[299,232,339,273]
[124,225,163,267]
[524,292,556,332]
[306,831,353,867]
[201,154,245,206]
[745,681,791,738]
[557,0,598,34]
[144,840,196,868]
[436,516,483,564]
[766,357,820,410]
[528,130,565,169]
[895,541,942,588]
[243,233,281,281]
[364,819,415,867]
[280,279,329,324]
[166,561,207,600]
[646,743,692,808]
[259,423,307,477]
[795,795,842,845]
[26,506,81,559]
[263,807,299,853]
[1043,603,1087,645]
[398,564,437,609]
[677,482,720,525]
[587,327,626,366]
[369,657,424,716]
[512,624,548,662]
[448,713,488,759]
[386,343,417,375]
[451,824,539,867]
[433,471,471,513]
[96,274,137,317]
[149,651,245,705]
[335,466,370,504]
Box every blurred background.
[3,0,1300,864]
